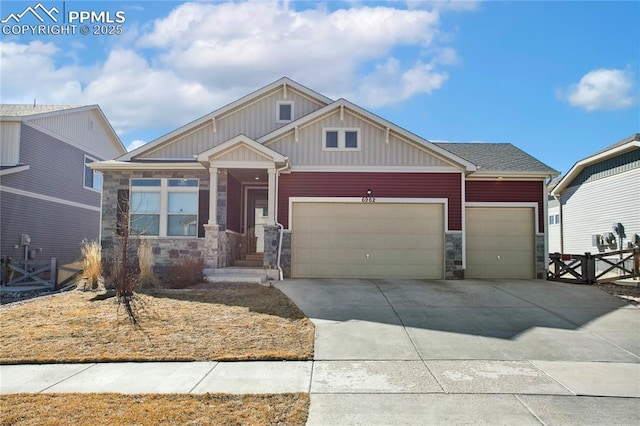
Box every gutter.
[274,159,290,281]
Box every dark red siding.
[226,173,242,233]
[278,172,462,230]
[465,180,545,233]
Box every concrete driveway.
[276,278,640,425]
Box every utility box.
[20,233,31,246]
[591,234,603,246]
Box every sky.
[1,0,638,176]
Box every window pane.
[345,131,358,148]
[84,164,93,188]
[93,171,103,191]
[168,192,197,213]
[555,214,560,223]
[131,191,160,213]
[168,215,197,236]
[325,131,338,148]
[549,216,554,225]
[279,103,292,121]
[168,179,198,187]
[131,179,161,187]
[131,214,160,236]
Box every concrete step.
[203,267,268,284]
[234,259,263,268]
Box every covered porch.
[196,136,287,272]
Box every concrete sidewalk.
[1,359,639,424]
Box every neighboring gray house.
[550,133,639,254]
[0,104,125,264]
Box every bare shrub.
[165,257,205,289]
[137,240,158,288]
[80,240,102,290]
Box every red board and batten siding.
[278,172,463,230]
[465,180,545,233]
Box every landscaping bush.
[80,240,102,290]
[165,257,205,288]
[137,240,158,288]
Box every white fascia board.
[467,170,556,180]
[91,105,126,155]
[551,140,640,196]
[259,99,477,172]
[290,165,461,173]
[88,160,206,171]
[0,165,30,176]
[120,78,332,161]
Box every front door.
[246,189,268,254]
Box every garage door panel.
[292,202,444,279]
[466,207,534,279]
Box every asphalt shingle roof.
[433,142,558,174]
[0,104,84,117]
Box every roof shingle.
[433,142,558,174]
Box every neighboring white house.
[550,133,640,254]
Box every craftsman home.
[550,134,640,254]
[92,78,558,280]
[0,104,125,264]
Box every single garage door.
[292,202,444,279]
[466,207,535,279]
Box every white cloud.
[138,2,444,97]
[1,2,468,136]
[126,139,147,152]
[566,68,637,111]
[0,41,86,104]
[358,57,448,107]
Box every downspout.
[274,159,290,281]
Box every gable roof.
[434,143,558,177]
[196,134,287,165]
[0,104,126,155]
[119,77,333,161]
[258,98,478,172]
[551,133,640,195]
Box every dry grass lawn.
[0,393,309,425]
[0,283,314,363]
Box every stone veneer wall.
[101,169,210,273]
[264,225,291,277]
[535,234,546,279]
[444,233,464,280]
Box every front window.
[130,178,198,237]
[84,156,102,191]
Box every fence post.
[584,252,596,284]
[50,258,58,290]
[634,247,639,280]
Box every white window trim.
[323,128,361,151]
[83,155,102,192]
[130,178,199,238]
[276,101,294,123]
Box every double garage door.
[291,202,444,279]
[290,203,536,279]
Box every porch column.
[267,167,276,225]
[209,167,218,224]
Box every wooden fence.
[0,257,83,290]
[548,247,639,284]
